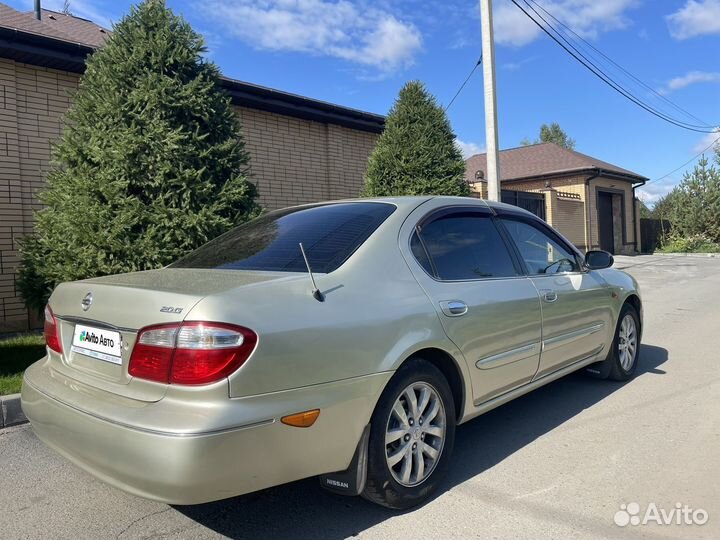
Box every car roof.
[318,195,537,218]
[274,195,539,224]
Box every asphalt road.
[2,254,719,540]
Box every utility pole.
[479,0,501,202]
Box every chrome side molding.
[542,322,604,352]
[476,342,540,370]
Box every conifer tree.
[19,0,260,311]
[362,81,469,197]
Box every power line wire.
[445,55,482,111]
[516,0,714,131]
[510,0,717,133]
[515,0,720,190]
[645,133,720,186]
[525,0,715,129]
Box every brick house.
[464,143,648,255]
[0,4,383,332]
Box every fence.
[640,218,671,253]
[501,190,546,220]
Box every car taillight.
[128,322,257,385]
[44,304,62,353]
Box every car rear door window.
[500,217,580,274]
[171,202,395,273]
[412,211,519,280]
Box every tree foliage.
[19,0,260,311]
[660,156,720,244]
[522,122,576,150]
[362,81,469,197]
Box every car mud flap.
[319,423,370,496]
[584,353,613,379]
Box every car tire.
[605,303,641,381]
[361,357,456,510]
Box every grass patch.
[0,334,45,395]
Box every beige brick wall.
[469,181,486,199]
[236,107,377,210]
[502,175,588,194]
[0,59,77,331]
[0,59,378,332]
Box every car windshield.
[170,202,395,273]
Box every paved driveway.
[2,255,719,539]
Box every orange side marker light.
[281,409,320,428]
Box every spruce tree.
[667,156,720,243]
[362,81,469,197]
[19,0,260,311]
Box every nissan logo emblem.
[81,292,93,311]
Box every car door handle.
[539,289,558,303]
[440,300,468,317]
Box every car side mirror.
[585,250,614,270]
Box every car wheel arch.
[623,294,642,334]
[624,294,641,316]
[390,347,465,422]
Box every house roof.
[0,2,384,133]
[0,5,108,47]
[464,142,648,184]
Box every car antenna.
[299,243,324,302]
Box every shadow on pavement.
[175,344,668,540]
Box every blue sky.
[9,0,720,205]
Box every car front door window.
[500,218,580,275]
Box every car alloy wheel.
[384,382,446,487]
[618,313,637,371]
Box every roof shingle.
[0,4,109,48]
[464,142,647,184]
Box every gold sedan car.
[21,196,642,509]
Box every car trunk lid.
[48,268,287,401]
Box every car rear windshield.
[170,202,396,273]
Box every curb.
[650,252,718,258]
[0,393,27,428]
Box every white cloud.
[199,0,422,74]
[493,1,542,47]
[640,131,720,206]
[492,0,638,47]
[666,0,720,40]
[662,71,720,93]
[502,56,536,71]
[456,139,485,159]
[638,179,677,206]
[692,129,720,154]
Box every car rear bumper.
[21,358,390,505]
